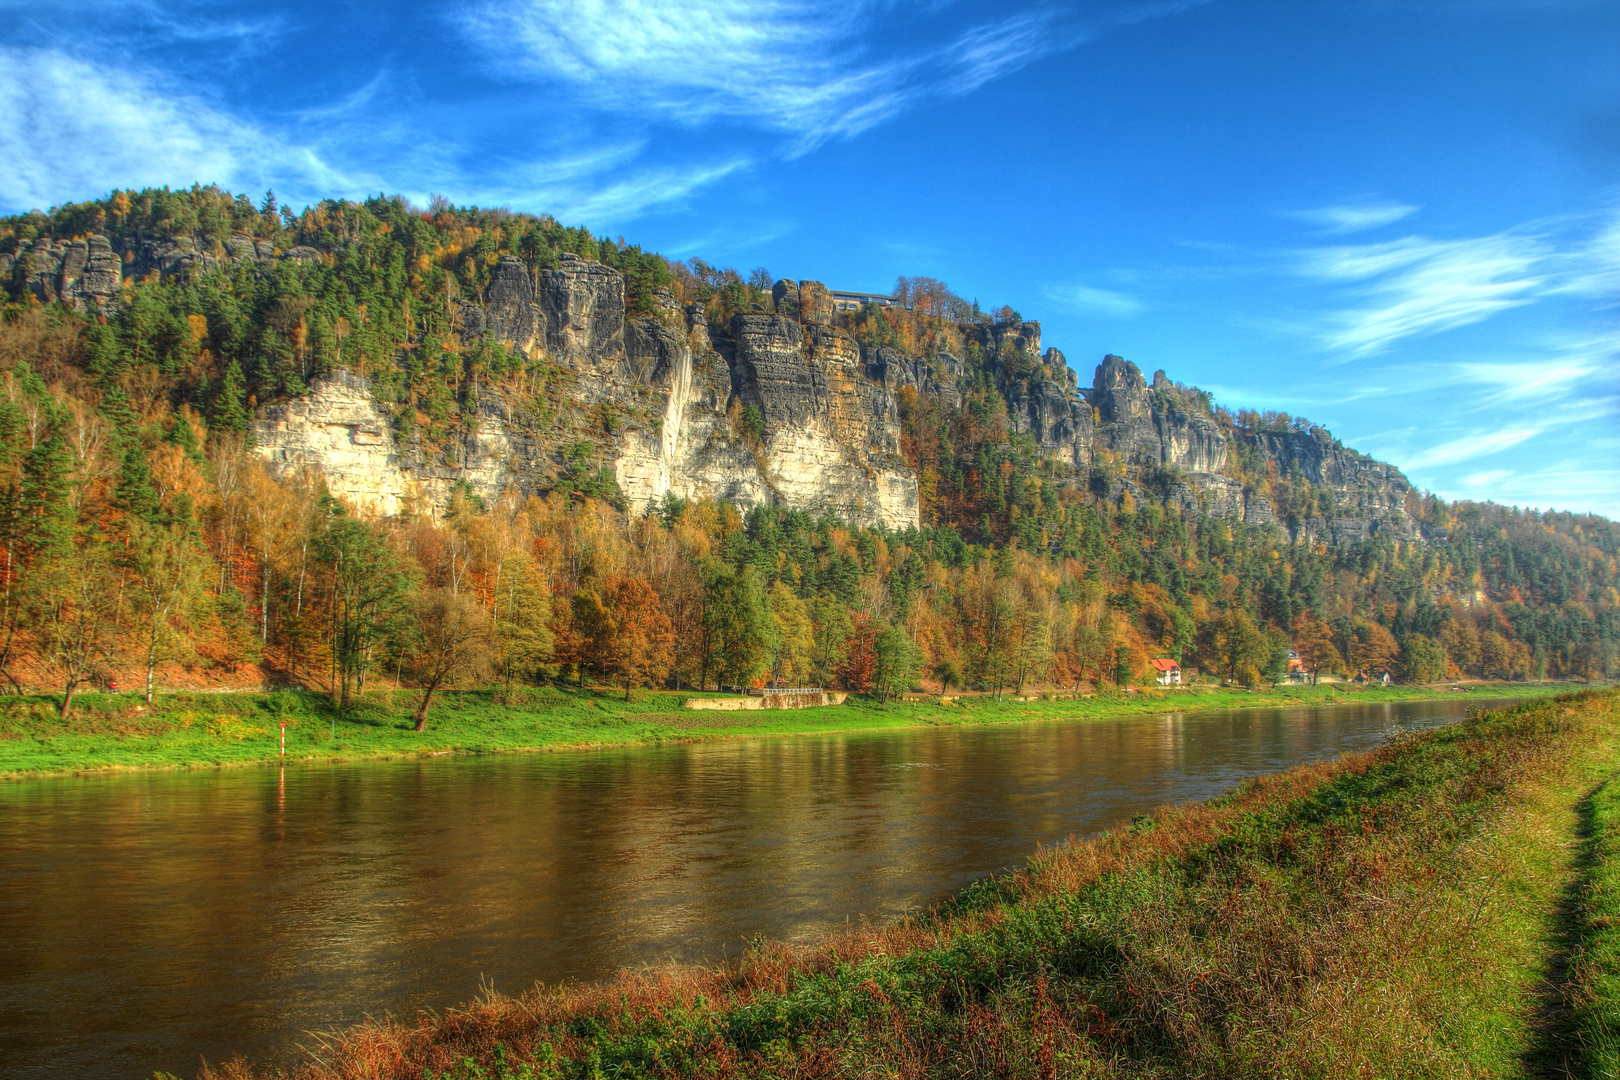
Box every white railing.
[745,686,825,696]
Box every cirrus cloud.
[1286,201,1420,235]
[460,0,1212,153]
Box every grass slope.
[0,681,1577,781]
[189,690,1618,1080]
[1567,765,1620,1076]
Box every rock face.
[1069,355,1414,541]
[0,227,1409,539]
[249,258,1412,539]
[253,269,919,527]
[2,234,124,314]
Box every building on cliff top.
[830,290,897,311]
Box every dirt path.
[1519,760,1620,1079]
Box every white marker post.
[280,722,286,757]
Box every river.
[0,696,1508,1078]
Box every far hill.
[0,184,1615,694]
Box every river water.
[0,696,1508,1079]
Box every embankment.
[0,682,1576,781]
[192,690,1619,1080]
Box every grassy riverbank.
[192,689,1620,1080]
[0,680,1581,781]
[1570,765,1620,1075]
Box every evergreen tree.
[212,359,249,435]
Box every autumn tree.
[37,530,120,717]
[1397,633,1447,685]
[569,588,615,687]
[809,595,853,688]
[1347,620,1400,677]
[492,553,553,688]
[312,506,416,709]
[601,575,674,699]
[119,516,210,702]
[702,562,769,689]
[1071,622,1112,687]
[1008,595,1052,694]
[766,581,814,684]
[932,656,964,696]
[1206,607,1268,685]
[241,462,308,646]
[403,588,491,729]
[1292,615,1341,685]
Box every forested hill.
[0,185,1614,704]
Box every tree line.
[1,188,1615,719]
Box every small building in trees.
[1149,658,1182,686]
[830,290,897,311]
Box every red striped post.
[280,722,286,757]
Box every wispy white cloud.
[0,47,744,223]
[484,156,754,225]
[1397,427,1539,470]
[1295,202,1620,358]
[1551,208,1620,302]
[1460,468,1514,488]
[1451,358,1602,404]
[1043,283,1146,318]
[462,0,1209,152]
[1287,201,1420,235]
[0,47,350,210]
[1301,232,1548,356]
[1442,463,1620,518]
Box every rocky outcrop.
[1,227,306,314]
[724,313,916,526]
[1068,355,1412,539]
[0,228,1400,539]
[252,270,918,528]
[540,254,625,368]
[248,267,1412,539]
[3,234,123,313]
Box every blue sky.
[3,0,1617,517]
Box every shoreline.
[200,689,1620,1079]
[0,680,1586,783]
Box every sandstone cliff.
[254,255,920,527]
[0,228,1414,542]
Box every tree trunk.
[146,637,157,704]
[60,680,77,719]
[415,677,442,731]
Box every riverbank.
[0,681,1586,781]
[193,689,1620,1080]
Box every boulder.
[796,280,834,326]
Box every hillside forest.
[0,186,1615,718]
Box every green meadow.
[0,679,1579,781]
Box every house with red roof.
[1149,658,1182,686]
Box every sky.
[2,0,1617,517]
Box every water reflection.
[0,697,1505,1079]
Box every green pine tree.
[213,359,249,434]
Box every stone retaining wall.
[685,692,848,711]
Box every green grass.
[0,680,1581,781]
[1570,768,1620,1077]
[196,689,1620,1080]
